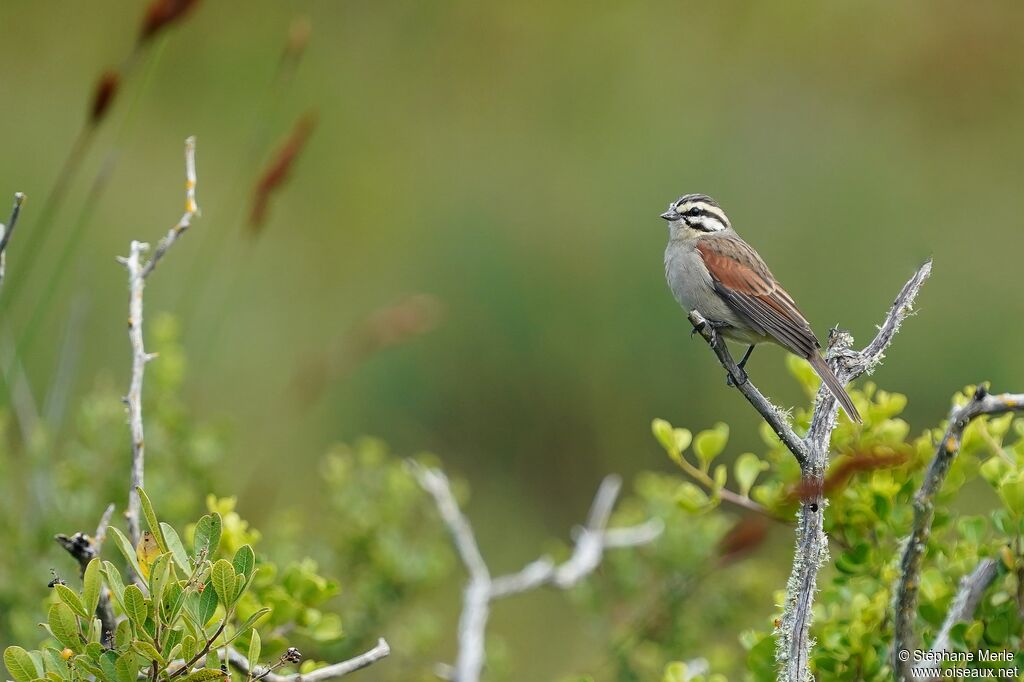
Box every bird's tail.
[807,353,862,423]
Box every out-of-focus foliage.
[3,488,342,682]
[317,440,454,669]
[0,315,225,647]
[643,358,1024,680]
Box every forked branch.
[119,137,199,549]
[688,259,932,681]
[410,462,662,682]
[892,388,1023,681]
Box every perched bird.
[661,193,861,423]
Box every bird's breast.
[664,240,750,330]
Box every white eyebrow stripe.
[677,201,730,229]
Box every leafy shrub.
[644,357,1023,679]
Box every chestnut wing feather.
[695,237,820,358]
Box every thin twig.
[119,137,199,551]
[409,462,661,682]
[688,312,808,466]
[892,388,1024,681]
[687,260,932,681]
[929,558,999,658]
[0,192,26,290]
[0,193,38,441]
[166,640,391,682]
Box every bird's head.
[661,194,731,235]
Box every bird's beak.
[660,210,678,221]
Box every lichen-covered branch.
[776,260,932,682]
[688,260,932,681]
[929,558,999,658]
[119,137,199,549]
[409,462,662,682]
[892,388,1024,681]
[54,503,118,642]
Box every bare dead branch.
[224,640,391,682]
[164,640,390,682]
[409,462,662,682]
[892,388,1024,681]
[119,137,199,552]
[929,558,999,659]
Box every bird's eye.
[687,207,702,217]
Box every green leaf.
[693,422,729,471]
[163,581,186,624]
[675,481,712,514]
[42,649,69,680]
[53,584,89,619]
[247,630,261,673]
[182,670,227,682]
[82,559,102,620]
[123,585,149,628]
[48,603,81,652]
[148,553,173,608]
[161,628,183,661]
[206,648,221,673]
[130,641,164,666]
[114,653,139,682]
[136,487,168,553]
[180,636,197,665]
[196,581,218,626]
[956,515,988,544]
[997,471,1024,517]
[229,609,270,644]
[651,419,692,465]
[735,452,770,497]
[100,562,126,612]
[232,545,256,580]
[99,652,118,682]
[114,620,132,649]
[712,464,727,493]
[108,528,144,581]
[211,560,236,608]
[73,656,103,682]
[161,523,192,574]
[5,646,42,682]
[193,514,222,559]
[233,574,247,602]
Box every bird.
[661,193,861,423]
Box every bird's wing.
[695,235,820,358]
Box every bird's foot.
[691,318,729,338]
[726,368,749,387]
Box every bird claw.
[726,369,748,387]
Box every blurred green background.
[2,0,1024,678]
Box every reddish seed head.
[139,0,201,43]
[249,111,318,232]
[90,70,120,124]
